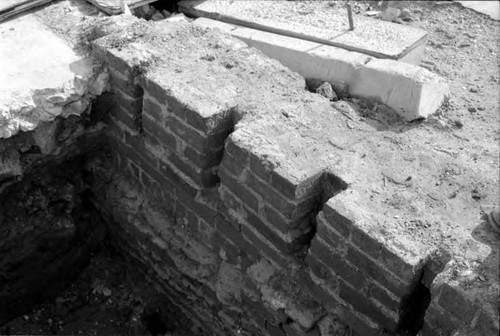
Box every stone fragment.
[316,82,338,101]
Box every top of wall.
[179,0,428,60]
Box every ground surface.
[1,0,499,335]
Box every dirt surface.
[2,244,190,336]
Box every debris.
[468,107,477,113]
[381,7,401,22]
[365,10,380,17]
[316,82,338,101]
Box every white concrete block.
[194,18,449,120]
[350,59,449,120]
[193,18,370,85]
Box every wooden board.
[0,0,51,23]
[179,0,428,60]
[86,0,158,15]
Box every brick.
[438,285,478,324]
[158,160,199,201]
[110,104,136,131]
[185,106,231,134]
[270,168,323,201]
[350,227,383,260]
[424,304,461,336]
[379,246,420,283]
[166,115,208,152]
[143,115,178,151]
[124,132,158,168]
[315,213,345,250]
[369,282,400,313]
[212,215,258,258]
[246,171,310,220]
[249,152,273,182]
[306,255,334,283]
[339,280,398,331]
[184,145,222,170]
[263,204,306,234]
[219,167,260,213]
[245,209,289,249]
[164,152,215,188]
[225,137,249,165]
[108,67,144,98]
[241,224,288,266]
[337,307,380,336]
[347,246,407,297]
[142,96,165,122]
[321,205,351,239]
[141,77,168,105]
[309,239,365,290]
[220,151,246,178]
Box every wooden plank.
[0,0,51,23]
[85,0,158,15]
[179,1,428,60]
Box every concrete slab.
[0,13,108,138]
[180,0,428,63]
[194,18,449,120]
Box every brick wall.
[88,19,497,336]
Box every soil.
[2,244,190,336]
[1,0,498,335]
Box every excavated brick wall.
[86,17,497,336]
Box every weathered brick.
[225,137,249,165]
[270,168,323,201]
[347,246,407,297]
[185,145,222,170]
[143,115,178,151]
[379,246,420,283]
[185,106,231,134]
[245,209,289,249]
[166,115,208,152]
[339,280,398,331]
[124,132,158,168]
[246,171,309,220]
[110,104,136,132]
[321,205,351,239]
[163,152,215,188]
[438,285,478,324]
[337,307,380,336]
[315,213,345,250]
[249,152,273,182]
[350,227,383,260]
[220,151,246,178]
[143,96,165,122]
[219,167,260,213]
[424,304,461,336]
[141,77,168,105]
[309,239,365,290]
[306,255,334,283]
[263,204,304,234]
[108,67,144,98]
[241,224,288,266]
[369,282,400,313]
[158,160,199,201]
